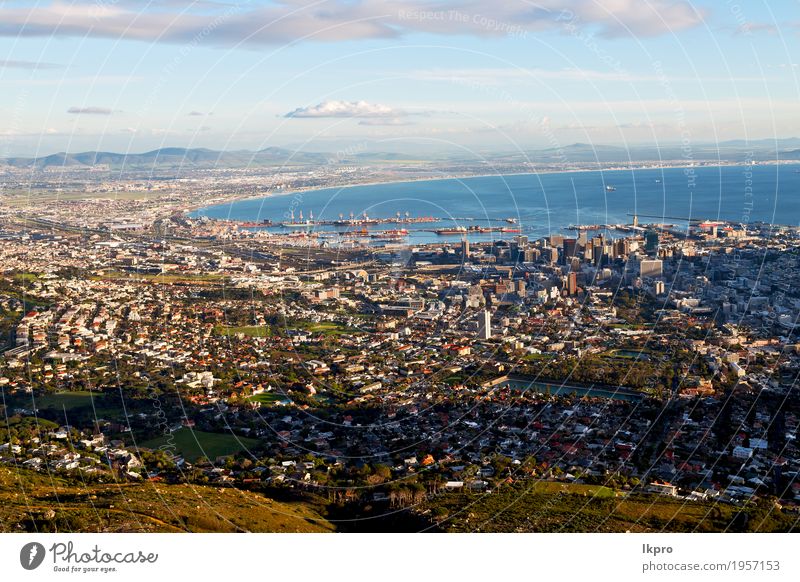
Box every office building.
[477,310,491,340]
[640,259,663,278]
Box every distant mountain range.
[2,140,799,170]
[0,147,329,169]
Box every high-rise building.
[477,310,491,340]
[640,259,663,278]
[562,238,577,263]
[614,239,630,258]
[522,248,539,263]
[566,271,578,296]
[645,230,660,255]
[460,236,470,259]
[592,245,605,266]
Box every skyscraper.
[645,230,660,255]
[477,310,491,340]
[460,236,470,259]
[562,238,577,264]
[567,271,578,296]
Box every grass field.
[296,321,358,335]
[526,481,615,498]
[305,322,351,334]
[2,190,157,207]
[215,325,271,337]
[248,392,289,405]
[138,428,260,461]
[12,273,40,283]
[0,466,334,533]
[216,321,357,337]
[92,270,226,284]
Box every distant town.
[1,161,799,533]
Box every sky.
[0,0,798,156]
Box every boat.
[505,217,518,224]
[280,221,315,228]
[371,229,408,240]
[280,209,315,228]
[435,226,468,235]
[605,185,616,192]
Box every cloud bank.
[0,0,706,48]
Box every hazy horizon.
[3,136,800,161]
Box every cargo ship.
[371,229,409,240]
[435,226,468,235]
[280,210,315,228]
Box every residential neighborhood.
[2,166,800,534]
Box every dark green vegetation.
[29,391,96,411]
[0,467,334,533]
[6,390,128,424]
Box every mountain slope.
[0,467,334,533]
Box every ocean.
[191,164,800,245]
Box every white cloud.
[286,100,402,119]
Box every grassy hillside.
[423,482,797,533]
[3,467,794,533]
[0,467,334,533]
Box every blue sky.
[0,0,798,155]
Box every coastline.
[185,159,799,218]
